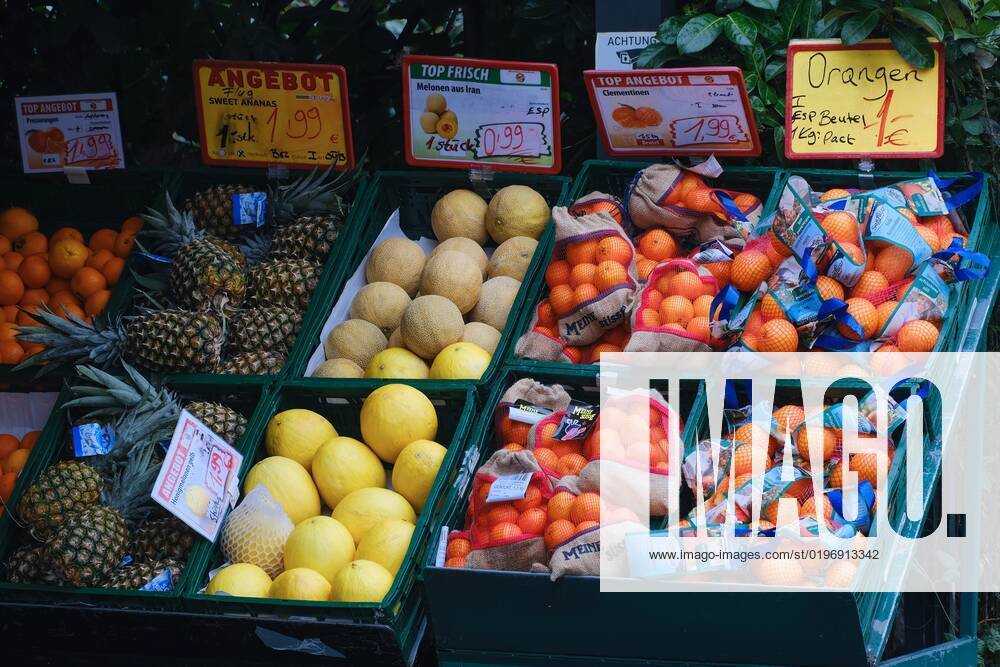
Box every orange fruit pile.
[0,430,40,516]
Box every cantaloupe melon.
[401,295,464,359]
[485,185,549,243]
[388,327,404,348]
[471,276,521,331]
[365,347,430,379]
[350,282,411,335]
[461,322,501,355]
[366,238,426,297]
[324,320,387,370]
[312,358,364,378]
[487,236,537,280]
[431,190,489,245]
[419,250,482,314]
[431,237,489,277]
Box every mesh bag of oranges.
[626,162,763,244]
[495,378,573,450]
[568,191,627,228]
[625,259,721,352]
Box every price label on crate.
[401,55,561,174]
[14,92,125,173]
[151,410,243,542]
[486,472,534,503]
[583,67,760,157]
[785,39,944,159]
[192,59,355,170]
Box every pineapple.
[230,306,302,355]
[185,184,257,240]
[5,544,60,585]
[218,351,286,376]
[105,558,183,590]
[18,461,102,537]
[132,517,195,562]
[186,401,247,445]
[17,307,225,376]
[269,214,342,262]
[247,259,322,311]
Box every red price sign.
[65,133,119,166]
[671,115,750,147]
[474,122,547,158]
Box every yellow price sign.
[785,39,943,159]
[193,60,355,170]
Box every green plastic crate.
[284,169,571,391]
[181,380,478,665]
[506,161,784,375]
[0,380,270,608]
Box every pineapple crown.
[139,194,203,258]
[15,306,126,375]
[238,232,272,266]
[101,433,160,525]
[269,166,351,225]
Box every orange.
[765,243,786,268]
[686,316,711,342]
[653,269,679,293]
[636,258,657,281]
[513,485,544,512]
[638,308,661,328]
[122,216,145,234]
[21,342,45,357]
[50,227,84,245]
[18,254,50,290]
[570,492,601,523]
[0,237,9,257]
[594,261,628,293]
[850,270,889,300]
[14,231,47,256]
[692,294,714,319]
[19,288,47,308]
[20,431,39,450]
[800,495,834,523]
[535,422,560,450]
[565,239,598,265]
[0,470,16,504]
[820,211,859,244]
[638,229,678,262]
[926,216,955,248]
[864,245,878,271]
[837,298,877,340]
[773,405,805,439]
[48,290,83,318]
[763,498,801,526]
[745,309,764,334]
[588,342,621,364]
[547,491,576,522]
[85,289,111,317]
[557,453,588,477]
[16,306,42,327]
[0,322,18,341]
[545,260,571,287]
[569,262,596,288]
[731,443,766,477]
[665,271,701,301]
[684,187,723,214]
[444,556,466,568]
[2,252,23,272]
[769,232,793,258]
[544,519,577,550]
[874,246,912,283]
[502,442,525,452]
[113,230,137,258]
[595,236,632,266]
[88,228,118,252]
[489,522,522,543]
[486,504,520,527]
[734,193,761,213]
[498,417,531,445]
[731,250,772,291]
[819,188,851,201]
[549,284,575,317]
[797,427,838,465]
[563,346,583,364]
[897,207,918,225]
[446,537,471,559]
[573,284,599,307]
[875,300,898,332]
[836,242,864,266]
[702,260,731,288]
[536,300,556,328]
[0,207,38,241]
[815,275,845,302]
[45,277,70,296]
[760,293,786,321]
[659,295,694,326]
[601,326,629,347]
[897,319,938,352]
[534,447,559,471]
[0,270,24,307]
[550,438,584,459]
[1,305,15,322]
[757,319,799,352]
[4,448,28,474]
[915,225,940,252]
[896,278,915,300]
[71,267,107,300]
[576,520,599,533]
[86,248,115,270]
[0,434,17,459]
[49,238,89,279]
[667,173,704,205]
[518,507,548,534]
[533,325,557,338]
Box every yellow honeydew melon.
[360,383,438,463]
[431,237,489,277]
[431,189,489,245]
[461,321,501,355]
[471,276,521,331]
[265,409,337,470]
[220,486,294,578]
[430,342,491,380]
[425,93,447,114]
[243,456,321,525]
[206,563,272,598]
[419,111,440,133]
[312,436,386,508]
[391,439,448,512]
[366,238,426,297]
[355,519,415,576]
[488,236,538,281]
[400,295,464,359]
[332,487,416,544]
[269,567,331,601]
[282,516,356,584]
[365,347,430,379]
[485,185,549,243]
[330,560,393,603]
[311,358,364,378]
[349,281,412,335]
[419,250,482,314]
[324,319,387,370]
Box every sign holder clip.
[856,159,876,189]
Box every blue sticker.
[137,252,172,265]
[118,554,133,568]
[233,192,267,228]
[72,423,115,457]
[140,567,175,592]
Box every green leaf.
[894,7,946,40]
[960,100,985,118]
[780,0,804,38]
[841,9,880,44]
[798,0,824,38]
[742,42,768,73]
[744,70,760,91]
[656,16,685,46]
[890,23,936,68]
[765,60,786,80]
[939,0,969,30]
[746,0,779,9]
[676,14,725,54]
[715,0,744,11]
[962,118,986,134]
[636,41,671,68]
[723,12,757,47]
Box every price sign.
[584,67,760,157]
[14,93,125,173]
[192,60,355,170]
[401,55,560,174]
[786,39,944,159]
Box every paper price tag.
[485,472,534,503]
[151,410,244,541]
[15,93,125,173]
[584,68,760,157]
[508,400,553,425]
[402,55,560,174]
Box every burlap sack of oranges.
[625,259,721,353]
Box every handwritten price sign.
[584,67,760,157]
[785,39,944,159]
[402,55,560,174]
[193,60,355,170]
[15,93,125,173]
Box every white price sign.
[485,472,534,503]
[151,410,243,541]
[402,55,561,174]
[14,92,126,173]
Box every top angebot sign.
[785,39,944,159]
[402,55,561,174]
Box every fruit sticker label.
[485,472,533,503]
[14,93,125,173]
[509,400,553,424]
[192,60,355,170]
[151,410,244,541]
[786,39,944,159]
[583,67,761,157]
[401,55,561,174]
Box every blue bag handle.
[929,170,984,211]
[709,284,739,325]
[827,481,876,534]
[931,237,991,281]
[712,189,748,223]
